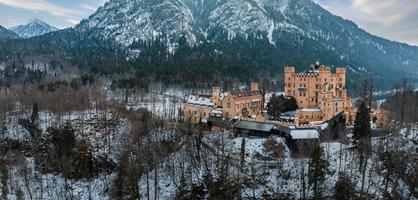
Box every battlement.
[319,65,331,72]
[293,73,319,78]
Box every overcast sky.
[0,0,417,46]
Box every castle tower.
[284,66,295,96]
[336,67,346,89]
[251,82,259,92]
[212,86,221,107]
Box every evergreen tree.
[31,102,39,124]
[267,94,298,120]
[0,160,9,200]
[308,146,329,199]
[334,172,357,200]
[352,101,372,170]
[284,96,298,112]
[352,101,371,146]
[240,137,246,173]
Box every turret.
[250,82,259,92]
[212,86,220,98]
[284,66,295,74]
[336,67,346,75]
[212,86,221,107]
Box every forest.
[0,74,416,199]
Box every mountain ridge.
[0,25,19,39]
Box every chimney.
[251,82,259,92]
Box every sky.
[0,0,417,46]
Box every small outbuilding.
[233,120,276,137]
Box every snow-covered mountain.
[11,18,58,38]
[0,25,19,39]
[1,0,417,89]
[77,0,313,47]
[76,0,418,76]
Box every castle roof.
[186,95,213,106]
[228,90,262,98]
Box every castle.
[183,64,357,127]
[284,64,355,125]
[183,83,264,123]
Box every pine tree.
[267,94,298,120]
[0,160,9,200]
[352,101,371,145]
[31,102,39,124]
[308,146,329,199]
[240,137,246,173]
[334,172,357,200]
[352,101,372,170]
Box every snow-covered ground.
[1,98,417,200]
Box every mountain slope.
[0,25,19,39]
[76,0,418,87]
[11,18,58,38]
[1,0,417,90]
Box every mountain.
[75,0,418,88]
[11,18,58,38]
[1,0,417,90]
[0,25,19,39]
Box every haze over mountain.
[1,0,417,89]
[11,18,58,38]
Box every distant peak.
[11,18,58,38]
[29,18,46,25]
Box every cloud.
[353,0,418,26]
[0,0,80,18]
[315,0,418,45]
[80,4,97,12]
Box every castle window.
[227,103,231,108]
[252,101,258,108]
[203,112,206,116]
[194,111,197,114]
